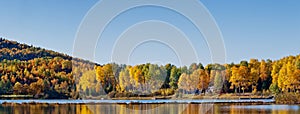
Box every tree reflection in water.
[0,103,299,114]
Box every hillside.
[0,38,94,99]
[0,38,72,61]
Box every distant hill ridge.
[0,38,97,66]
[0,38,72,61]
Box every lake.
[0,100,299,114]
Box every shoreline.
[0,99,275,105]
[2,93,300,104]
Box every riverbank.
[0,99,275,105]
[107,93,274,101]
[2,93,300,104]
[275,93,300,104]
[0,95,33,99]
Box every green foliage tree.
[214,71,224,94]
[169,66,181,89]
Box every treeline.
[0,38,300,99]
[80,57,300,98]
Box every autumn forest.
[0,38,299,99]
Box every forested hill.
[0,37,299,99]
[0,38,95,99]
[0,38,72,61]
[0,37,96,70]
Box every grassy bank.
[275,93,300,104]
[3,92,300,105]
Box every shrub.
[275,93,300,104]
[107,91,116,98]
[269,84,280,94]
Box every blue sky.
[0,0,299,66]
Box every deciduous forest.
[0,38,299,99]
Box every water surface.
[0,100,299,114]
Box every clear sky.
[0,0,299,66]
